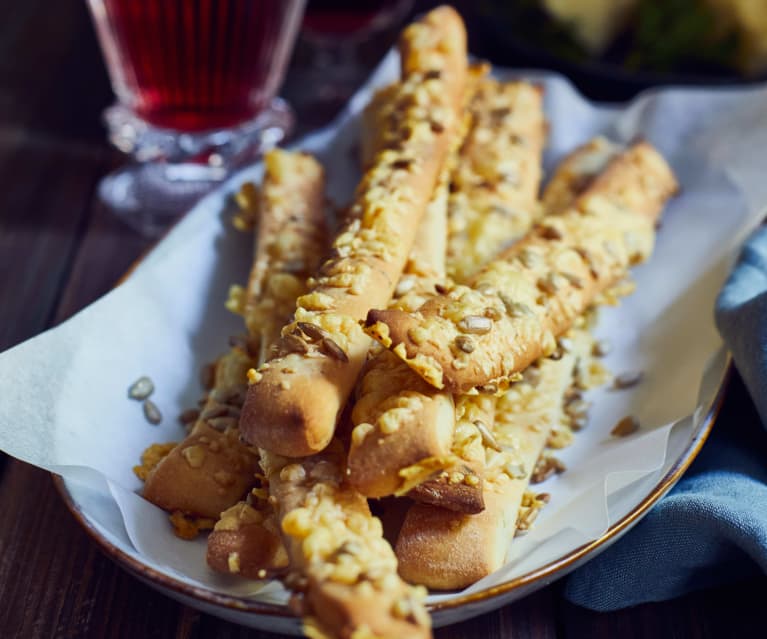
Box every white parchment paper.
[2,52,766,607]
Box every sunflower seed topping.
[143,399,162,425]
[454,335,476,353]
[128,376,154,400]
[614,371,644,389]
[611,415,639,437]
[320,337,349,362]
[474,419,501,451]
[458,314,493,334]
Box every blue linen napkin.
[564,225,767,610]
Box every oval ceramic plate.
[46,55,750,634]
[54,352,728,634]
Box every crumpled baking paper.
[1,51,764,622]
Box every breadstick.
[365,141,678,394]
[142,150,327,521]
[239,6,469,457]
[346,84,473,500]
[446,79,546,282]
[402,136,624,511]
[350,129,616,505]
[360,83,399,170]
[142,348,259,518]
[205,151,328,573]
[395,329,592,589]
[244,150,328,363]
[260,443,431,639]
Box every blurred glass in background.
[87,0,306,236]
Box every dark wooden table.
[1,1,766,637]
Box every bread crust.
[206,502,289,578]
[365,142,678,394]
[260,442,430,639]
[142,150,326,518]
[245,150,328,363]
[143,349,259,518]
[240,5,469,457]
[396,332,589,589]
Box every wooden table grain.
[1,1,765,637]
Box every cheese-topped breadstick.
[350,128,619,506]
[239,6,469,457]
[401,136,626,511]
[244,150,327,363]
[260,443,431,639]
[446,79,546,282]
[142,150,326,522]
[360,83,399,170]
[365,141,678,394]
[142,348,259,519]
[396,329,592,589]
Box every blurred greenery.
[480,0,742,75]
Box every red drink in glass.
[302,0,397,38]
[89,0,305,132]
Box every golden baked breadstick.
[446,79,546,282]
[239,6,469,457]
[346,81,472,500]
[365,141,678,394]
[360,83,399,170]
[205,151,328,574]
[206,501,289,578]
[244,150,327,363]
[142,348,259,518]
[396,329,592,590]
[142,150,327,522]
[350,129,616,505]
[401,137,623,511]
[260,443,431,639]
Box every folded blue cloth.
[564,225,767,611]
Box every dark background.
[0,0,765,637]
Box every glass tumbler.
[87,0,306,236]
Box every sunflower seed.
[282,333,309,355]
[320,337,349,362]
[474,419,501,451]
[592,339,611,357]
[297,321,330,343]
[454,335,475,353]
[531,455,566,483]
[458,315,493,334]
[143,400,162,425]
[178,408,200,425]
[611,416,639,437]
[562,272,584,289]
[128,376,154,400]
[614,371,643,389]
[565,399,590,419]
[477,383,498,395]
[539,225,563,240]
